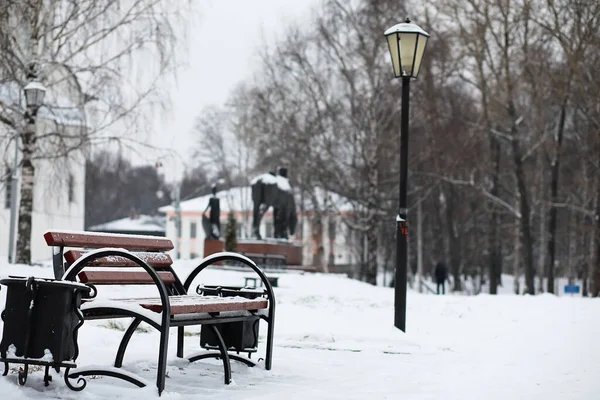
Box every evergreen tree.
[224,211,238,252]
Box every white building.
[159,186,360,269]
[0,67,87,264]
[0,127,86,263]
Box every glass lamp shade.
[24,81,47,111]
[385,20,430,79]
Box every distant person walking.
[434,262,448,295]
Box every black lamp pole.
[386,17,429,332]
[394,76,410,332]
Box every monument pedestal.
[204,239,302,266]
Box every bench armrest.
[183,252,275,302]
[184,251,277,371]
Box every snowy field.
[0,260,598,399]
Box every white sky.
[143,0,321,180]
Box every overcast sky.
[143,0,321,179]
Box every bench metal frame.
[45,235,275,396]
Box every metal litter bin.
[0,276,91,385]
[197,285,262,352]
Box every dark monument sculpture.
[202,184,221,239]
[251,167,297,240]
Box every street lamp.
[24,81,47,115]
[9,73,46,263]
[384,18,429,332]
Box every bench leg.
[65,366,147,391]
[63,316,164,393]
[265,312,275,370]
[188,352,256,368]
[18,364,28,385]
[265,322,274,370]
[44,365,52,386]
[177,327,184,358]
[227,354,256,367]
[114,318,142,368]
[209,325,232,385]
[156,323,170,395]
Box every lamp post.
[9,73,46,264]
[384,18,429,332]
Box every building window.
[190,222,197,238]
[68,174,75,203]
[4,167,12,209]
[190,252,198,259]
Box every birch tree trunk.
[311,212,326,273]
[567,212,575,285]
[583,160,594,297]
[365,222,378,285]
[585,208,594,297]
[547,96,568,293]
[538,199,546,293]
[15,121,35,264]
[513,222,521,295]
[512,136,536,295]
[488,136,502,294]
[417,199,424,293]
[445,185,462,291]
[364,153,379,285]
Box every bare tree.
[191,106,236,187]
[192,0,600,296]
[0,0,191,264]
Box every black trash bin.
[198,286,263,352]
[0,276,91,368]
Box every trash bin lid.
[0,276,91,293]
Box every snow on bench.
[114,295,268,315]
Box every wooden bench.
[43,230,276,396]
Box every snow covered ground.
[0,260,598,399]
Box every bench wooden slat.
[78,271,177,285]
[44,231,173,251]
[65,250,173,269]
[114,295,268,314]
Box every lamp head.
[384,18,430,79]
[24,80,46,114]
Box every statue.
[202,184,221,240]
[251,167,298,240]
